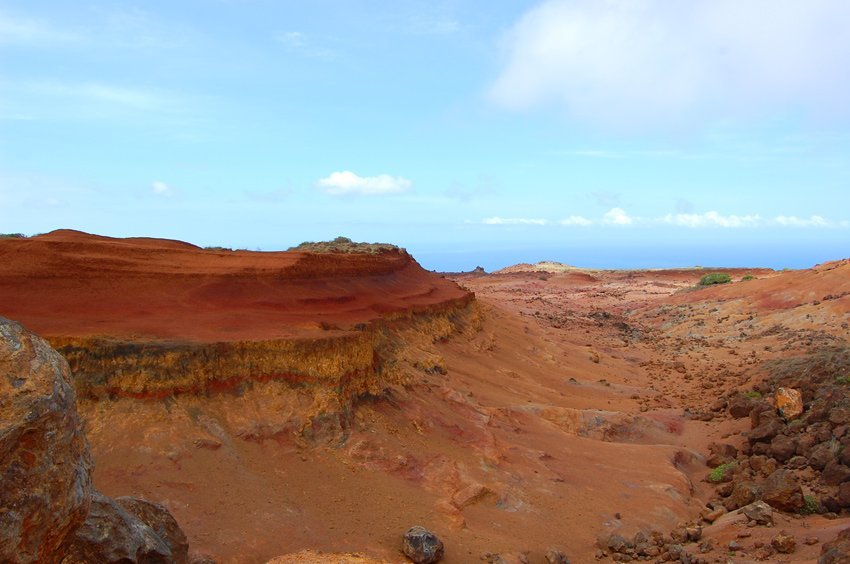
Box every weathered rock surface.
[0,317,93,564]
[116,497,189,563]
[761,469,804,512]
[402,526,444,564]
[61,491,175,563]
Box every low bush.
[699,272,732,286]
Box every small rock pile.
[707,347,850,515]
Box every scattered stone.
[775,388,803,420]
[706,443,738,468]
[544,549,570,564]
[728,540,741,551]
[741,501,774,525]
[725,482,759,510]
[0,317,93,563]
[761,469,804,512]
[403,526,444,564]
[701,506,726,523]
[804,536,820,546]
[603,534,629,553]
[771,531,796,554]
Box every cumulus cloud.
[560,215,593,226]
[602,207,633,226]
[317,171,412,196]
[661,211,761,228]
[491,0,850,126]
[151,180,172,196]
[482,217,548,226]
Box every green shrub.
[708,462,736,483]
[836,375,850,385]
[0,233,26,239]
[801,495,820,515]
[699,272,732,286]
[741,274,755,281]
[744,390,762,399]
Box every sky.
[1,0,849,271]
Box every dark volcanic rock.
[116,497,189,564]
[0,317,93,564]
[819,527,850,564]
[403,526,444,564]
[742,501,773,525]
[61,491,177,564]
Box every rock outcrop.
[0,317,93,563]
[0,317,188,563]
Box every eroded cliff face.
[0,230,478,436]
[50,294,479,436]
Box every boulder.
[116,497,189,563]
[402,526,444,564]
[725,482,759,511]
[741,501,773,525]
[728,395,754,418]
[819,527,850,564]
[61,491,182,563]
[809,442,837,470]
[775,388,803,420]
[0,317,93,564]
[769,435,797,463]
[761,469,804,512]
[822,461,850,486]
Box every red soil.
[0,230,469,342]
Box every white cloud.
[560,215,592,226]
[491,0,850,126]
[151,180,172,196]
[661,211,761,228]
[773,215,830,228]
[317,171,412,196]
[602,207,633,226]
[482,217,548,226]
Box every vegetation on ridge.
[289,236,400,254]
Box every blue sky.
[1,0,849,270]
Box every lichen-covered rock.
[403,526,444,564]
[0,317,93,564]
[61,491,177,563]
[775,388,803,420]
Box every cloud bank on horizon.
[490,0,850,127]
